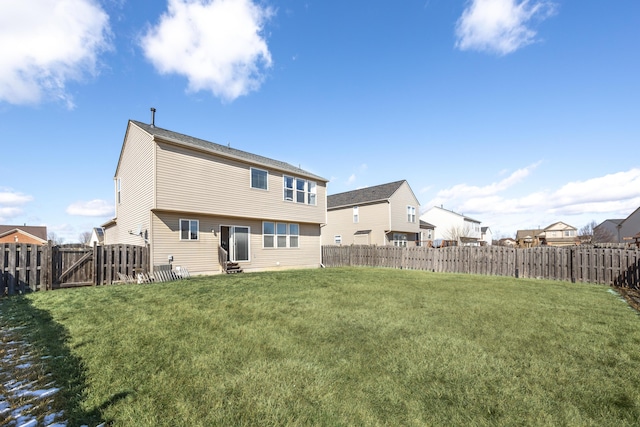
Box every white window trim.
[334,235,342,245]
[250,167,269,190]
[180,219,199,241]
[353,206,359,223]
[407,205,416,223]
[283,175,317,205]
[116,178,121,205]
[262,221,300,249]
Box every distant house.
[0,225,47,245]
[89,227,104,246]
[596,206,640,244]
[322,180,421,247]
[497,237,517,247]
[420,206,482,246]
[593,219,624,243]
[515,229,544,248]
[480,226,493,246]
[103,119,328,275]
[419,220,435,247]
[516,222,578,247]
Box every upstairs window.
[353,206,359,223]
[407,206,416,223]
[284,176,316,205]
[116,178,121,204]
[251,168,268,190]
[180,219,199,241]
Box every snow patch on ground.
[0,325,68,427]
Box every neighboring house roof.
[354,229,372,235]
[515,229,543,240]
[127,120,327,183]
[481,226,490,233]
[327,180,408,209]
[599,219,624,226]
[420,220,435,229]
[0,225,47,241]
[544,221,576,231]
[92,227,105,243]
[423,206,481,224]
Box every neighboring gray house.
[593,219,624,243]
[595,206,640,243]
[103,119,328,275]
[322,180,421,247]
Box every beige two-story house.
[322,180,421,246]
[103,120,328,275]
[516,221,578,247]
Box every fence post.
[92,242,99,286]
[570,246,576,283]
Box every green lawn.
[1,267,640,426]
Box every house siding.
[104,124,155,246]
[323,202,391,246]
[152,211,321,274]
[0,231,45,245]
[388,182,420,234]
[620,207,640,242]
[155,141,326,225]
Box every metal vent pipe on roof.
[150,107,156,127]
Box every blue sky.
[1,0,639,242]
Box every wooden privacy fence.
[322,245,640,288]
[1,243,149,296]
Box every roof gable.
[0,225,47,241]
[327,180,407,209]
[126,120,327,182]
[423,206,481,223]
[544,221,576,231]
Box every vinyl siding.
[104,125,155,245]
[388,182,421,234]
[155,141,326,225]
[152,211,321,275]
[323,202,391,246]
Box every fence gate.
[52,244,94,288]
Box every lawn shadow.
[0,296,130,427]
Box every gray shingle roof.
[327,180,406,209]
[0,225,47,241]
[130,120,327,182]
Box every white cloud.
[0,0,111,107]
[455,0,557,55]
[435,162,539,201]
[423,167,640,234]
[141,0,274,102]
[0,191,33,205]
[66,199,114,217]
[0,190,33,222]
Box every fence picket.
[322,245,640,289]
[1,243,149,296]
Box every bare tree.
[79,231,92,245]
[580,220,616,244]
[443,224,474,244]
[47,231,64,245]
